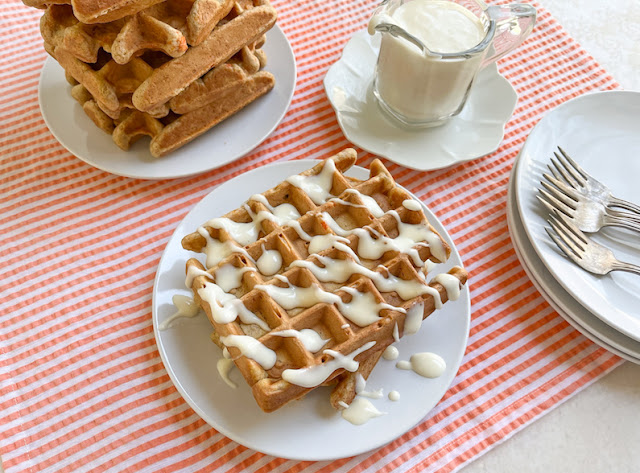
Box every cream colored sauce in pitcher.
[369,0,536,127]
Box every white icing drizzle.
[185,264,211,288]
[283,219,314,241]
[328,196,369,210]
[344,189,385,217]
[392,323,400,342]
[254,281,342,310]
[198,281,269,330]
[338,400,350,409]
[256,244,282,276]
[198,227,234,267]
[282,341,376,388]
[388,390,400,401]
[403,301,425,335]
[216,358,237,388]
[159,295,201,330]
[424,259,438,274]
[250,194,302,224]
[307,234,360,260]
[341,397,386,425]
[402,199,422,211]
[338,287,405,327]
[271,328,329,353]
[341,323,350,329]
[286,158,338,204]
[396,352,446,378]
[207,217,260,247]
[355,374,384,399]
[433,272,462,301]
[382,345,399,360]
[215,264,255,292]
[292,255,442,304]
[320,189,447,263]
[220,334,277,370]
[291,256,361,284]
[411,352,446,378]
[320,212,427,267]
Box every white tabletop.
[462,0,640,472]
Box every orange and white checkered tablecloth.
[0,0,623,471]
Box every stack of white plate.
[508,90,640,363]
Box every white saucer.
[38,25,296,180]
[507,156,640,363]
[152,160,471,460]
[323,31,518,171]
[514,91,640,342]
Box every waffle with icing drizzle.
[182,149,468,412]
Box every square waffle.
[181,149,469,412]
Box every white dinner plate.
[514,91,640,342]
[323,31,517,171]
[152,160,471,460]
[508,156,640,363]
[38,25,296,180]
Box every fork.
[537,172,640,233]
[546,209,640,276]
[551,146,640,215]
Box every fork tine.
[550,155,580,188]
[550,208,589,245]
[547,163,564,182]
[536,194,560,214]
[540,177,578,206]
[548,215,585,255]
[537,187,576,217]
[542,172,583,202]
[554,150,586,187]
[545,227,582,261]
[558,147,588,181]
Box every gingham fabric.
[0,0,623,471]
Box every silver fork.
[537,172,640,233]
[552,146,640,214]
[546,209,640,276]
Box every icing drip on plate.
[159,295,201,330]
[341,397,386,425]
[396,352,446,378]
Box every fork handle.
[610,196,640,215]
[612,261,640,276]
[605,214,640,233]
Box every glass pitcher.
[369,0,536,127]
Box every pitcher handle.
[481,4,536,68]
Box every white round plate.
[323,31,517,172]
[514,91,640,342]
[507,156,640,363]
[38,25,296,180]
[152,160,471,460]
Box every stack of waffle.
[26,0,277,157]
[181,149,469,412]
